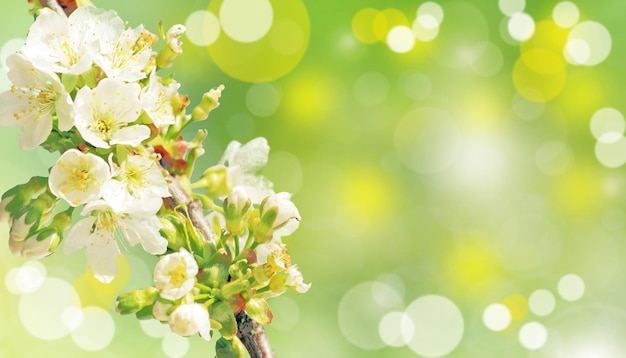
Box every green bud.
[116,287,159,315]
[197,165,231,199]
[245,297,273,325]
[216,336,246,358]
[159,215,186,251]
[156,24,186,69]
[24,191,57,227]
[224,187,252,236]
[191,85,224,121]
[3,176,47,217]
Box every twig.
[236,311,276,358]
[164,175,216,244]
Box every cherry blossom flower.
[20,6,123,75]
[153,248,198,300]
[64,201,167,283]
[48,149,110,206]
[0,54,73,149]
[74,78,149,148]
[101,154,170,214]
[219,137,273,202]
[168,303,211,340]
[91,25,156,82]
[139,73,180,126]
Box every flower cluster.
[1,4,308,356]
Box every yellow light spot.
[552,166,602,215]
[283,73,339,126]
[207,0,310,83]
[352,8,380,44]
[521,48,566,75]
[520,20,568,54]
[335,166,392,231]
[459,87,508,130]
[72,256,130,309]
[373,8,410,42]
[502,294,529,321]
[512,56,566,102]
[445,238,501,292]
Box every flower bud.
[169,303,211,340]
[116,287,159,315]
[224,186,252,236]
[156,24,186,69]
[254,193,301,244]
[9,229,59,259]
[9,214,36,243]
[216,336,246,358]
[197,165,231,199]
[1,176,48,219]
[191,85,225,121]
[152,300,174,321]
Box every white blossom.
[48,149,110,207]
[219,137,273,202]
[64,201,167,283]
[168,303,211,340]
[91,25,155,82]
[259,192,301,240]
[20,6,123,75]
[0,54,73,149]
[140,73,179,126]
[153,248,198,300]
[101,154,170,214]
[74,78,148,148]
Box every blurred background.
[2,0,626,357]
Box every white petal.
[85,235,121,283]
[124,216,167,255]
[110,125,151,146]
[64,217,96,254]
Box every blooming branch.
[1,2,310,357]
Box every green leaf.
[209,301,237,340]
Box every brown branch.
[164,176,216,244]
[236,311,276,358]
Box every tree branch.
[164,176,216,244]
[236,311,276,358]
[33,2,277,357]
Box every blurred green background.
[2,0,626,357]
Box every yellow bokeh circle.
[352,8,380,44]
[207,0,310,83]
[513,56,567,102]
[352,8,410,45]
